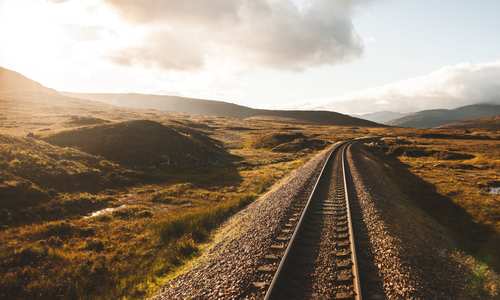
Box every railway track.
[250,142,362,299]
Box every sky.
[0,0,499,114]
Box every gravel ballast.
[347,143,484,299]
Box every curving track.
[249,142,362,299]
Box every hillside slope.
[389,103,500,128]
[0,67,149,136]
[437,115,500,130]
[66,92,383,127]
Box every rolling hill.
[0,67,139,136]
[388,103,500,128]
[65,92,383,127]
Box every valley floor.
[1,105,498,298]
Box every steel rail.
[263,141,363,300]
[342,143,362,300]
[263,142,342,300]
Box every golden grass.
[0,115,328,299]
[5,101,496,299]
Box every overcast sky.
[1,0,499,113]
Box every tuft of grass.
[468,263,490,298]
[176,238,199,258]
[461,258,500,299]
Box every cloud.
[109,31,204,71]
[318,61,500,114]
[63,25,112,41]
[104,0,368,71]
[104,0,242,25]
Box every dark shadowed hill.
[44,120,228,168]
[389,103,500,128]
[437,115,500,130]
[65,92,383,127]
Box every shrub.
[84,239,105,252]
[176,238,198,258]
[15,244,49,265]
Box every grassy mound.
[253,132,305,149]
[64,116,110,127]
[253,132,327,152]
[45,120,227,168]
[271,138,328,153]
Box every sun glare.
[1,1,62,75]
[0,0,132,90]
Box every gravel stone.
[347,143,470,299]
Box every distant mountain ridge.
[65,92,383,127]
[0,66,382,127]
[388,103,500,128]
[352,111,409,124]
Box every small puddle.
[489,187,500,195]
[85,205,127,218]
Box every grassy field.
[1,111,354,299]
[1,91,498,299]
